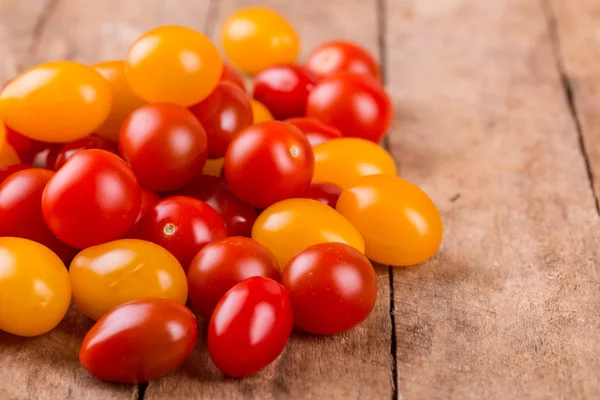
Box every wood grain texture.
[144,1,394,399]
[386,0,600,398]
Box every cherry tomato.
[202,158,224,177]
[125,26,222,107]
[134,187,161,226]
[5,126,49,164]
[282,242,377,335]
[188,237,281,320]
[174,175,258,237]
[129,196,228,270]
[189,82,253,159]
[93,60,146,142]
[221,7,299,76]
[220,63,246,91]
[42,149,141,249]
[70,239,188,321]
[0,163,30,184]
[302,182,342,208]
[224,121,314,208]
[0,119,5,151]
[0,61,112,143]
[306,40,380,80]
[285,117,343,146]
[252,64,317,120]
[313,138,397,190]
[208,276,292,377]
[54,135,118,170]
[0,143,20,167]
[0,169,77,263]
[250,99,274,123]
[119,103,208,192]
[306,72,392,142]
[31,143,62,169]
[80,298,197,383]
[252,198,364,267]
[0,237,71,337]
[336,175,443,266]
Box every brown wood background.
[1,0,600,398]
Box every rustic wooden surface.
[0,0,599,399]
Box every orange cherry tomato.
[125,26,222,107]
[0,143,19,167]
[221,7,299,75]
[0,61,112,143]
[202,158,224,177]
[252,198,364,267]
[93,60,145,142]
[0,237,71,337]
[313,138,397,190]
[0,120,5,152]
[250,99,274,123]
[69,239,188,321]
[336,175,443,266]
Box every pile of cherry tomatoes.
[0,7,442,383]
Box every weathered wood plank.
[145,0,394,398]
[386,0,600,398]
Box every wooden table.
[1,0,599,398]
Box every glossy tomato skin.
[285,117,343,147]
[42,149,141,249]
[134,188,161,226]
[119,103,208,192]
[306,40,380,80]
[306,72,392,142]
[302,182,342,208]
[0,163,30,184]
[31,143,62,169]
[54,135,118,170]
[220,63,246,91]
[0,237,71,337]
[6,126,53,164]
[252,198,365,267]
[221,7,299,75]
[80,298,197,383]
[0,169,77,263]
[70,239,188,320]
[125,26,222,107]
[252,64,317,120]
[189,82,253,159]
[336,175,443,266]
[174,175,257,237]
[250,99,274,123]
[129,196,228,270]
[188,237,280,320]
[208,277,293,377]
[224,121,314,208]
[0,61,112,143]
[282,242,377,335]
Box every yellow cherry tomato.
[222,7,299,75]
[93,60,145,142]
[203,157,224,177]
[69,239,188,321]
[0,120,5,152]
[250,99,274,123]
[252,198,364,268]
[0,237,71,336]
[125,26,222,107]
[336,175,443,266]
[0,61,112,143]
[313,138,397,190]
[0,143,20,167]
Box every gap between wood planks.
[540,0,600,215]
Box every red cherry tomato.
[306,72,392,142]
[129,196,228,270]
[220,63,246,91]
[54,135,118,170]
[282,242,377,335]
[189,82,253,159]
[188,237,280,320]
[285,117,343,146]
[5,126,49,164]
[31,143,62,169]
[0,163,30,184]
[0,168,77,263]
[174,175,257,237]
[252,64,317,120]
[306,40,380,80]
[119,103,208,192]
[135,188,161,225]
[224,121,314,208]
[42,149,141,249]
[80,298,197,383]
[302,182,342,208]
[208,276,293,377]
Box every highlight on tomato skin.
[302,182,343,208]
[306,40,381,80]
[284,117,343,147]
